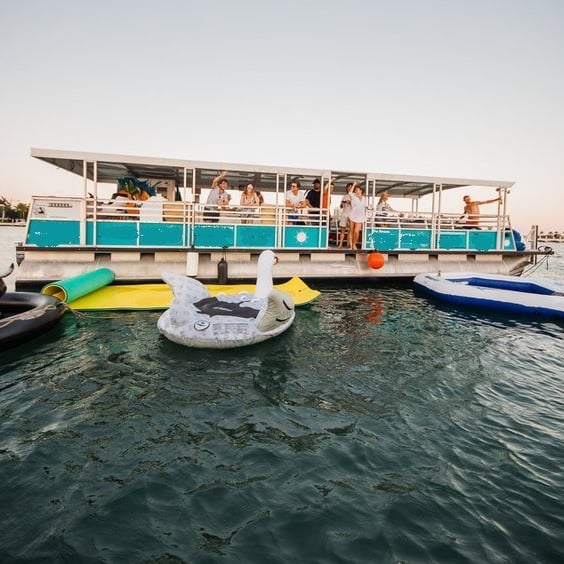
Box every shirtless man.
[461,195,501,227]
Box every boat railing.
[88,199,194,222]
[366,210,510,231]
[25,196,515,251]
[36,197,509,233]
[87,199,331,227]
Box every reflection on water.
[1,232,564,562]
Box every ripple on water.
[1,284,564,561]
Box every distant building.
[538,231,563,242]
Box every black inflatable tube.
[0,292,67,350]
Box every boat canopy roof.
[31,147,514,198]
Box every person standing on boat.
[205,170,229,222]
[305,178,322,225]
[337,181,356,247]
[348,185,367,250]
[322,178,334,211]
[285,180,306,225]
[305,177,334,226]
[461,194,501,228]
[239,183,261,224]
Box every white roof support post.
[82,159,88,198]
[92,160,98,246]
[79,160,88,245]
[496,186,509,250]
[277,173,284,248]
[430,183,439,250]
[93,160,98,199]
[190,168,197,246]
[367,175,375,250]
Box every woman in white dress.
[348,185,367,250]
[338,181,356,247]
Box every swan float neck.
[254,250,277,299]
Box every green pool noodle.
[41,268,115,302]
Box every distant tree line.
[0,196,29,222]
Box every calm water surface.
[1,227,563,563]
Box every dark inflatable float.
[0,264,66,350]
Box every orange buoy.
[367,252,385,270]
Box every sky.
[1,0,563,233]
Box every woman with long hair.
[348,185,367,250]
[239,183,260,224]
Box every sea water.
[1,226,563,563]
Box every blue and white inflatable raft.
[414,272,564,319]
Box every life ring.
[0,292,66,350]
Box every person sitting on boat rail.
[205,170,229,222]
[460,194,501,228]
[285,180,306,225]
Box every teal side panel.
[438,231,467,249]
[26,219,80,246]
[503,232,516,250]
[366,229,400,251]
[236,225,276,248]
[139,223,185,246]
[468,230,497,250]
[283,226,327,248]
[399,229,432,250]
[87,221,139,245]
[193,225,235,248]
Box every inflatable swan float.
[157,250,295,348]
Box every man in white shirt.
[285,180,306,225]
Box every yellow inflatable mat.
[66,277,320,311]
